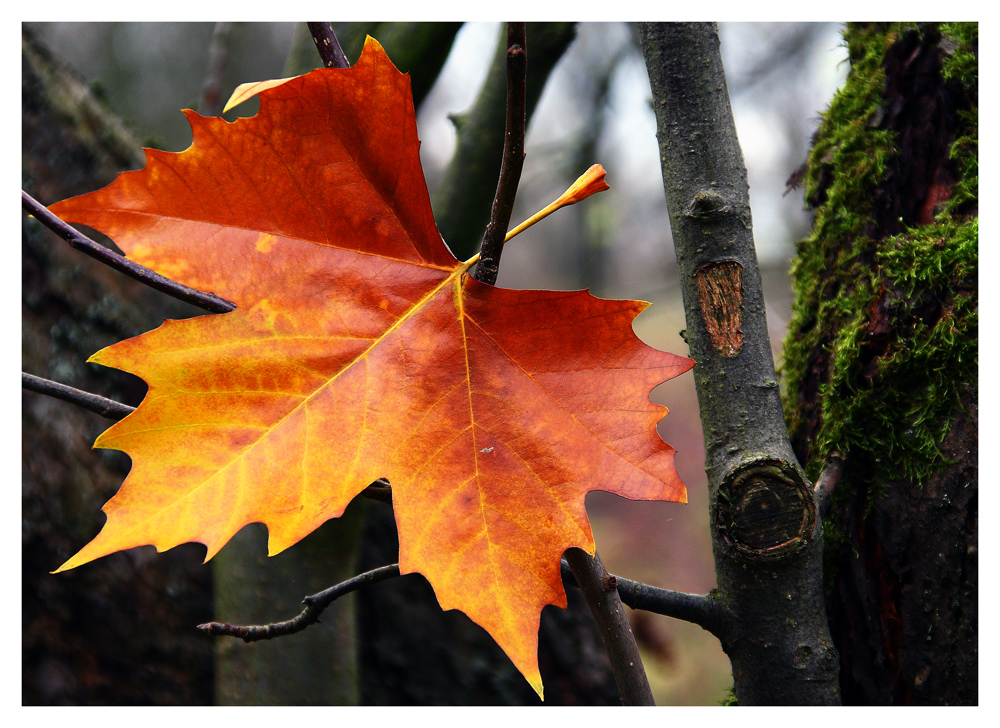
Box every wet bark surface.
[826,390,976,704]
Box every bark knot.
[685,189,734,219]
[716,459,815,559]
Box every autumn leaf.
[49,37,693,698]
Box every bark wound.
[695,261,744,357]
[716,460,815,558]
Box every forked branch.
[559,560,730,639]
[472,22,527,286]
[199,558,729,647]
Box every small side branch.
[199,564,402,642]
[561,559,731,640]
[814,453,846,517]
[472,22,527,287]
[22,372,136,421]
[22,191,236,315]
[306,22,350,69]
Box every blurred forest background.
[23,22,847,704]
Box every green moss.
[940,23,978,216]
[780,23,978,506]
[940,22,978,87]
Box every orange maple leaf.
[49,37,693,698]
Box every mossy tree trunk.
[781,22,977,705]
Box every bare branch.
[198,564,402,642]
[22,372,136,421]
[23,191,236,315]
[306,22,350,69]
[563,548,654,704]
[814,453,846,517]
[560,560,732,640]
[472,22,527,286]
[433,23,575,260]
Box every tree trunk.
[22,26,214,705]
[781,22,978,705]
[212,504,365,705]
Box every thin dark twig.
[22,191,236,315]
[564,548,655,705]
[22,372,136,421]
[196,551,728,661]
[306,22,350,69]
[561,559,730,639]
[472,22,527,286]
[198,564,402,642]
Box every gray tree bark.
[639,22,840,705]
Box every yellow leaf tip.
[52,554,84,574]
[223,76,298,114]
[528,673,544,701]
[222,82,254,113]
